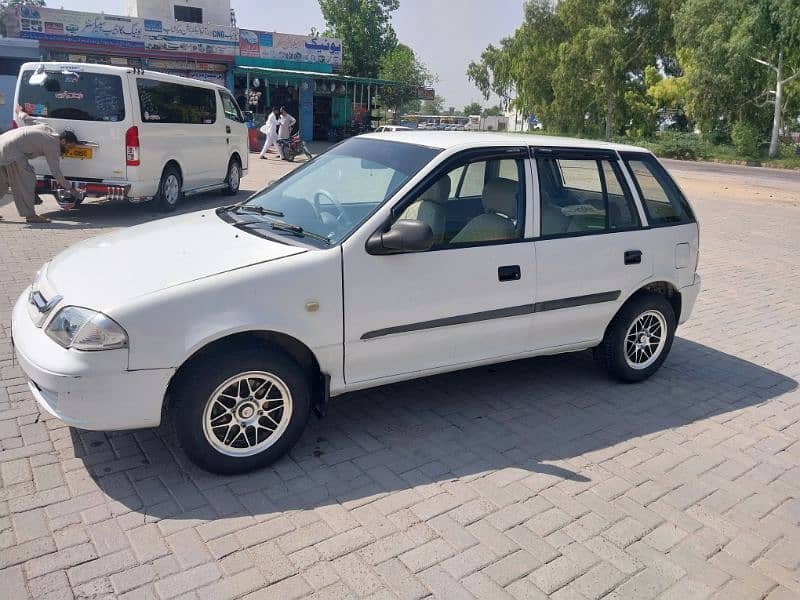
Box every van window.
[18,69,125,122]
[137,78,216,125]
[220,90,244,122]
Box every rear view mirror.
[366,219,434,254]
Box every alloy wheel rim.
[229,164,240,190]
[164,174,180,205]
[202,371,293,457]
[624,309,667,370]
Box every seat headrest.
[419,176,451,204]
[482,178,519,218]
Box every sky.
[49,0,525,109]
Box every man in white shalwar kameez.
[259,107,281,158]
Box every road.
[0,153,799,599]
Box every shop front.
[235,63,399,143]
[6,6,236,90]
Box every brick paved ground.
[1,152,799,599]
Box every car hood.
[45,211,306,311]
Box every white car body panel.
[11,131,701,433]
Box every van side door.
[219,89,249,180]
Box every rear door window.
[623,154,695,225]
[137,78,217,124]
[18,69,125,122]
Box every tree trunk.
[769,50,783,159]
[605,94,614,139]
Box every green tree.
[319,0,399,77]
[1,0,45,37]
[482,105,503,116]
[467,0,680,138]
[676,0,800,155]
[420,94,445,115]
[378,43,436,115]
[462,102,482,116]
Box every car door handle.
[498,265,521,282]
[225,125,231,134]
[624,250,642,265]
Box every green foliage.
[649,132,709,160]
[462,102,482,116]
[319,0,399,77]
[464,0,800,162]
[379,44,434,113]
[420,95,445,115]
[482,105,503,116]
[730,122,761,157]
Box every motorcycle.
[277,132,313,162]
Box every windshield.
[18,69,125,122]
[241,137,440,245]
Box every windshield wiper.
[221,204,285,217]
[270,221,331,245]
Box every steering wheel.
[314,189,352,228]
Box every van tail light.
[125,126,140,166]
[11,120,18,129]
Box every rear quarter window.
[137,78,217,125]
[624,154,694,226]
[18,70,125,122]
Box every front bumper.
[678,273,702,325]
[12,290,174,431]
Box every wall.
[126,0,232,26]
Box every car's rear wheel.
[595,292,676,382]
[223,158,241,196]
[172,346,311,474]
[154,165,182,212]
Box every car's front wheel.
[595,292,676,382]
[172,346,311,474]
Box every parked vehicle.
[277,132,313,162]
[374,125,412,132]
[14,62,248,212]
[12,132,701,474]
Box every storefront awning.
[235,65,400,87]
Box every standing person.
[276,106,296,160]
[258,107,281,159]
[0,125,78,224]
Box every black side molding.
[534,290,620,312]
[361,291,621,340]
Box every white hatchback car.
[12,132,701,473]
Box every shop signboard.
[13,5,238,56]
[238,29,342,66]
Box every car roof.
[358,131,649,153]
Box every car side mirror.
[366,219,434,255]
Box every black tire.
[285,149,296,162]
[154,165,182,212]
[594,292,676,382]
[172,346,312,474]
[223,158,241,196]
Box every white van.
[13,62,248,211]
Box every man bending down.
[0,125,78,223]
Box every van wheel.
[155,165,182,212]
[594,292,676,382]
[223,158,241,196]
[172,346,312,474]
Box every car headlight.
[45,306,128,351]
